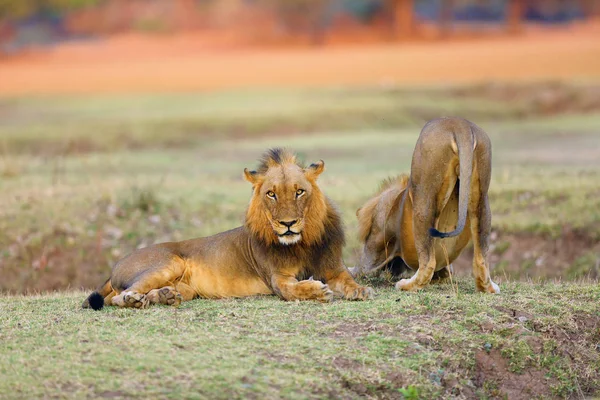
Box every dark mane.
[256,148,304,174]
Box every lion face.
[257,166,313,245]
[244,149,327,246]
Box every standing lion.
[83,148,373,310]
[355,117,500,294]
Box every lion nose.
[280,220,297,228]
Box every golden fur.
[353,174,451,280]
[357,174,409,246]
[83,148,373,310]
[355,117,500,293]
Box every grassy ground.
[1,82,599,292]
[1,82,599,399]
[0,279,599,399]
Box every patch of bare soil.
[0,227,110,293]
[474,349,551,400]
[453,230,600,280]
[0,194,184,293]
[493,307,600,397]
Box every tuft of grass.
[501,339,534,374]
[566,253,600,280]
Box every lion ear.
[305,160,325,180]
[243,168,259,184]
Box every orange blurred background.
[1,0,599,95]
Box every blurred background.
[0,0,599,293]
[0,0,599,51]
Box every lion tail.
[429,123,474,239]
[82,278,112,311]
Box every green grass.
[0,280,598,399]
[1,82,599,398]
[2,81,598,155]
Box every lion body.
[84,148,372,309]
[355,175,461,278]
[356,117,499,293]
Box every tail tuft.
[88,292,105,311]
[429,227,450,238]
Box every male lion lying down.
[83,148,373,310]
[355,117,500,294]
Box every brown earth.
[474,349,551,400]
[1,23,599,96]
[4,227,598,294]
[454,230,600,281]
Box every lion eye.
[296,189,305,197]
[266,191,276,199]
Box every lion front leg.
[271,274,333,303]
[324,269,374,301]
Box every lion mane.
[245,148,332,248]
[357,174,409,245]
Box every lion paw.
[478,281,500,294]
[344,286,374,301]
[313,282,334,303]
[147,286,183,306]
[296,280,333,303]
[158,287,183,306]
[395,279,421,292]
[123,291,149,309]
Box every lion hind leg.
[470,194,500,294]
[111,291,149,309]
[397,192,438,292]
[111,259,189,308]
[174,282,199,301]
[146,280,199,306]
[396,252,436,292]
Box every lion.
[82,148,373,310]
[354,117,500,294]
[352,175,453,281]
